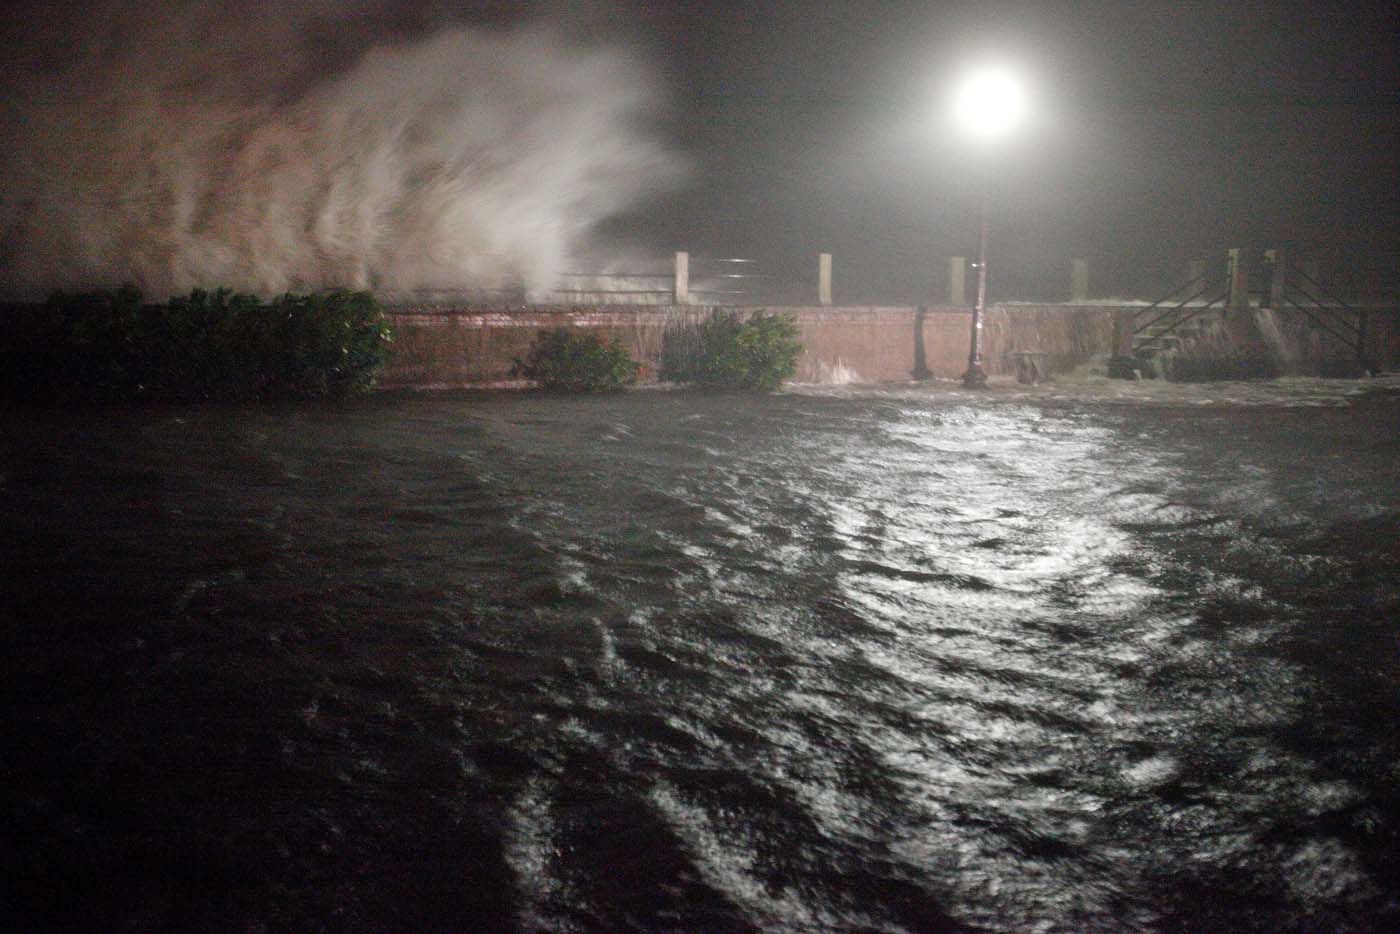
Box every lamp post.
[951,65,1025,388]
[966,191,990,386]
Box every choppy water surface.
[3,378,1398,931]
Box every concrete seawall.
[380,302,1397,389]
[0,299,1389,390]
[379,304,1123,388]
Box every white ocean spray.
[0,2,683,301]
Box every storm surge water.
[0,1,681,300]
[3,381,1399,930]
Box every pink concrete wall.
[378,303,1120,389]
[794,307,925,383]
[381,306,687,389]
[793,305,1117,382]
[377,303,1395,389]
[979,305,1118,376]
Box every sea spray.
[0,2,684,301]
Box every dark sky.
[594,0,1399,302]
[1,0,1395,301]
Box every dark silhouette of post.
[912,306,932,379]
[962,193,989,387]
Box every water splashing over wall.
[0,2,683,301]
[1254,307,1294,369]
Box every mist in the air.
[0,1,683,301]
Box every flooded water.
[3,377,1398,931]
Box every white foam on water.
[554,553,592,596]
[647,780,859,930]
[502,776,570,931]
[1301,780,1365,816]
[1281,838,1376,904]
[797,373,1400,409]
[590,617,620,675]
[1122,755,1180,787]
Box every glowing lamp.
[952,66,1026,142]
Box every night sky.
[608,0,1399,301]
[2,0,1396,302]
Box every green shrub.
[661,310,801,392]
[260,290,394,399]
[0,286,393,404]
[512,328,640,392]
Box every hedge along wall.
[377,303,1124,389]
[380,307,707,389]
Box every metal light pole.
[950,64,1025,389]
[963,191,989,387]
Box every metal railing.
[1275,259,1369,361]
[1130,266,1228,355]
[688,257,767,304]
[547,271,674,304]
[386,249,1392,312]
[538,255,771,305]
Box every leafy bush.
[258,290,394,399]
[512,328,640,392]
[661,310,802,392]
[0,286,393,404]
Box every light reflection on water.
[2,377,1398,930]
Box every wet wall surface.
[2,378,1398,930]
[378,303,1397,389]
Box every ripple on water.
[2,382,1398,929]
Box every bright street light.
[951,64,1026,387]
[952,66,1027,142]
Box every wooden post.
[1227,248,1250,309]
[949,256,967,305]
[1071,258,1089,302]
[673,251,689,304]
[818,252,832,306]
